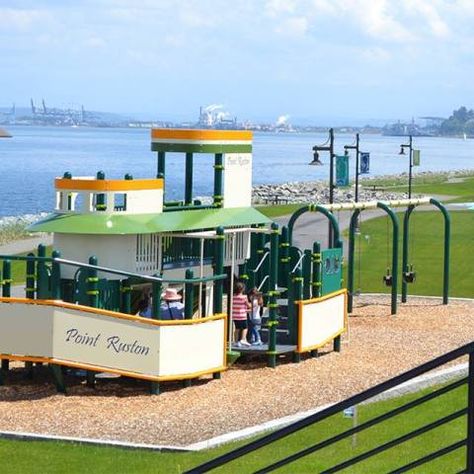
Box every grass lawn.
[363,174,474,203]
[257,203,302,218]
[0,380,468,473]
[349,210,474,298]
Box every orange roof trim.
[55,178,164,192]
[151,128,253,141]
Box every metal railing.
[186,341,474,473]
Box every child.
[232,281,251,347]
[248,287,263,345]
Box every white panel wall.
[126,189,163,214]
[54,234,137,279]
[0,301,226,380]
[223,153,252,208]
[299,292,346,352]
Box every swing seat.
[403,271,416,283]
[383,273,393,287]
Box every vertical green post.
[292,268,303,362]
[50,250,64,392]
[1,260,11,373]
[50,364,66,394]
[267,223,279,368]
[312,241,321,299]
[150,275,162,395]
[86,256,99,387]
[239,262,249,287]
[185,152,193,205]
[51,250,61,300]
[95,171,106,211]
[430,199,451,305]
[185,269,194,319]
[213,227,225,314]
[287,271,295,343]
[401,206,414,303]
[255,233,265,290]
[157,151,166,179]
[377,203,399,315]
[25,253,36,377]
[26,253,36,299]
[213,153,224,207]
[183,269,194,388]
[279,226,290,289]
[347,210,360,313]
[36,244,49,299]
[121,278,132,314]
[302,249,312,300]
[2,260,11,297]
[152,277,162,320]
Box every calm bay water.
[0,125,473,217]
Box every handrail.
[252,250,269,273]
[291,250,304,273]
[0,254,226,285]
[257,275,269,292]
[186,341,474,473]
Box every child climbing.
[232,281,251,347]
[248,287,263,345]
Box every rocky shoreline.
[252,169,473,205]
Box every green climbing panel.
[321,248,343,296]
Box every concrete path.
[0,235,52,255]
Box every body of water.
[0,126,473,217]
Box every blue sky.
[1,0,474,124]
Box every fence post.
[1,260,11,374]
[51,250,61,300]
[302,249,312,300]
[24,253,36,378]
[36,244,49,299]
[86,256,99,388]
[292,268,303,363]
[467,352,474,472]
[213,227,225,314]
[2,260,11,298]
[121,278,132,314]
[312,241,321,299]
[267,223,279,368]
[185,269,194,320]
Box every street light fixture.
[343,133,360,203]
[399,135,413,199]
[310,128,335,246]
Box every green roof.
[28,207,272,235]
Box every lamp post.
[399,135,413,199]
[310,128,335,247]
[343,133,360,203]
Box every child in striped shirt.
[232,282,251,347]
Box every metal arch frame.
[347,198,451,315]
[347,203,400,315]
[287,204,343,250]
[401,198,450,304]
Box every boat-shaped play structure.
[0,129,451,393]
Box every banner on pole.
[413,149,420,166]
[360,152,370,174]
[336,155,349,186]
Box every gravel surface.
[0,296,473,447]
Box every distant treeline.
[439,106,474,136]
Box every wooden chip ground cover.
[0,297,473,447]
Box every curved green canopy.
[28,207,271,235]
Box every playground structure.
[0,129,451,394]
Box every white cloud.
[275,16,308,37]
[0,7,52,32]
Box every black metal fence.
[186,341,474,473]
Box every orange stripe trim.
[55,178,164,192]
[151,128,253,141]
[0,297,226,327]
